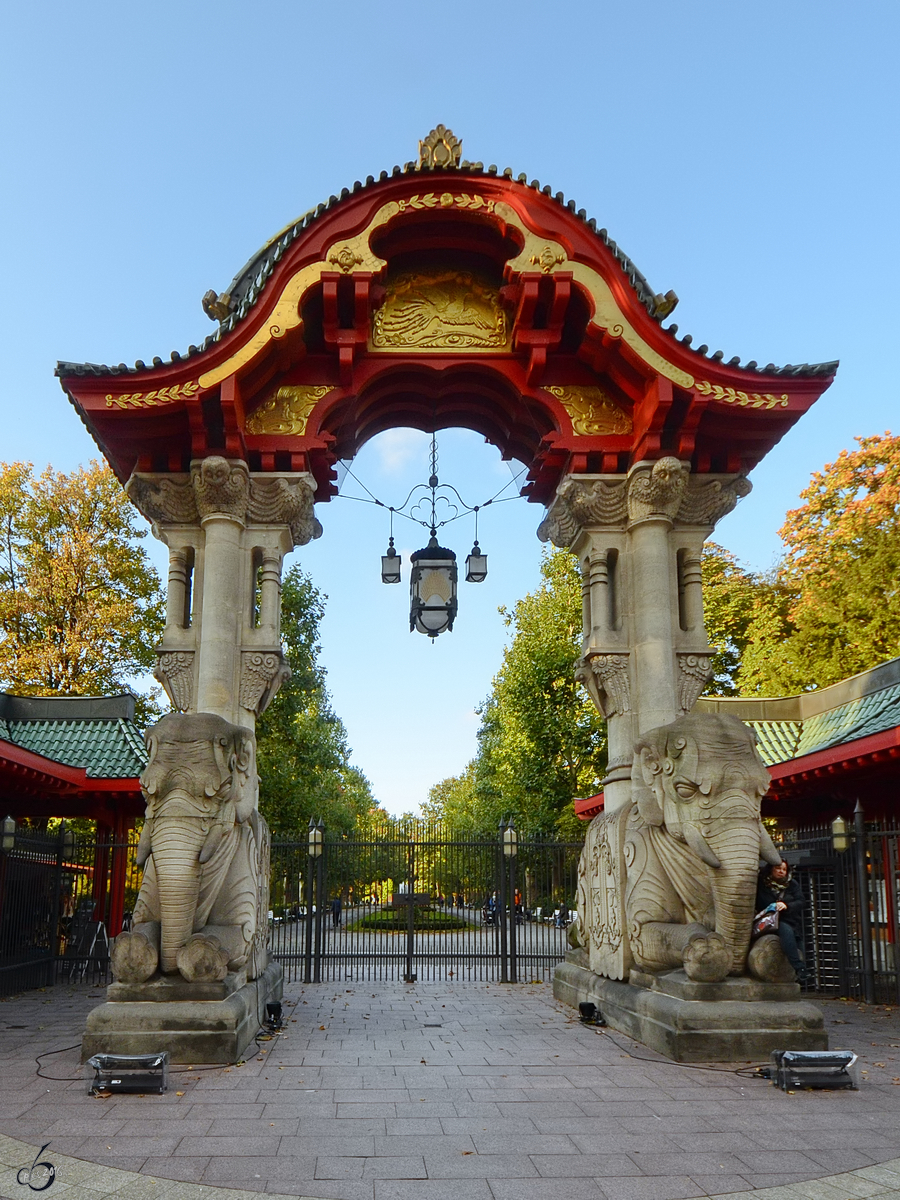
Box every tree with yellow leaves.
[0,460,164,718]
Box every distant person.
[331,896,342,927]
[756,860,805,982]
[555,901,569,928]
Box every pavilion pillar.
[540,458,751,812]
[126,457,322,729]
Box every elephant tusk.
[683,822,722,869]
[758,821,782,865]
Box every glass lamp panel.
[381,554,401,584]
[465,553,488,583]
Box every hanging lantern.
[381,537,401,584]
[409,536,457,637]
[465,540,488,583]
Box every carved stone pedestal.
[82,959,283,1064]
[554,951,827,1062]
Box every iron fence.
[775,817,900,1005]
[269,821,583,984]
[0,828,141,996]
[3,814,896,1003]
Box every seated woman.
[756,860,806,983]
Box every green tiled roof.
[747,681,900,768]
[2,717,146,779]
[751,721,801,766]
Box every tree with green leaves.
[0,460,164,722]
[424,548,605,838]
[255,565,379,836]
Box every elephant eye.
[674,780,697,799]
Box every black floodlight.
[87,1052,168,1094]
[266,1001,284,1029]
[770,1049,858,1091]
[578,1002,606,1026]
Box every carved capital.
[676,652,714,713]
[627,457,689,524]
[248,476,322,547]
[676,475,752,528]
[577,651,631,718]
[154,650,195,712]
[191,456,250,523]
[126,474,198,526]
[239,650,292,716]
[538,476,628,546]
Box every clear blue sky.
[2,1,897,814]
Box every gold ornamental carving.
[371,271,510,352]
[106,381,201,409]
[417,124,462,169]
[329,247,365,274]
[245,386,334,436]
[543,386,632,437]
[530,247,566,274]
[695,380,789,410]
[396,192,495,214]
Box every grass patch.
[349,909,475,932]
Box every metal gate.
[777,815,900,1005]
[269,820,582,983]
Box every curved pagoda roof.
[58,126,837,505]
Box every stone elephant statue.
[577,712,788,984]
[111,712,271,985]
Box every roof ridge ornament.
[418,124,461,169]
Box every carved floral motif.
[154,651,195,712]
[538,477,628,546]
[126,475,198,526]
[677,476,752,526]
[248,477,322,546]
[239,651,291,715]
[676,652,714,713]
[696,380,788,410]
[584,652,631,718]
[105,381,201,410]
[416,124,462,168]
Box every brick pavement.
[0,979,898,1200]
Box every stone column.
[126,457,322,728]
[539,460,751,812]
[192,459,250,720]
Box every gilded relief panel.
[370,270,510,353]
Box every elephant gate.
[59,126,837,1057]
[269,820,582,985]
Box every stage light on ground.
[87,1053,168,1094]
[770,1049,858,1091]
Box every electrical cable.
[581,1022,770,1078]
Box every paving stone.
[4,981,900,1200]
[592,1178,702,1200]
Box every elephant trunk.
[705,819,765,975]
[150,819,208,973]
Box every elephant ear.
[634,780,664,826]
[633,737,666,826]
[231,733,259,824]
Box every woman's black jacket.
[755,870,804,933]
